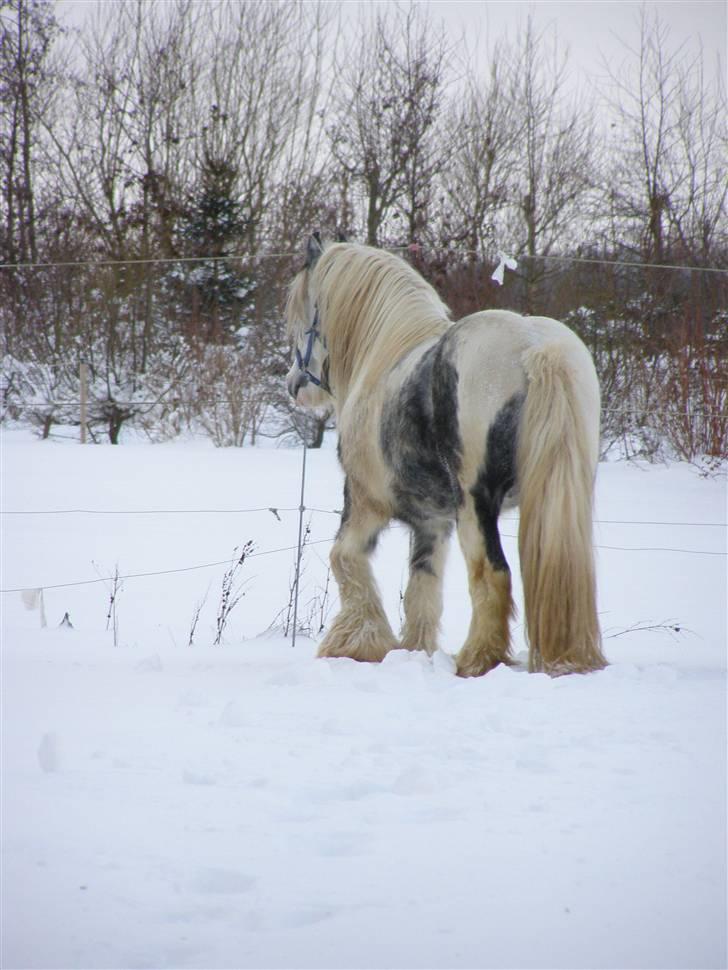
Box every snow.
[2,428,726,970]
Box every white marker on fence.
[491,252,518,286]
[21,588,47,628]
[291,441,308,648]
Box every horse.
[285,235,607,677]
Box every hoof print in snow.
[37,732,60,774]
[191,868,255,895]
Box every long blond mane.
[287,243,451,400]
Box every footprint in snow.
[279,905,337,929]
[220,701,248,727]
[37,732,60,773]
[265,669,304,687]
[391,764,437,795]
[316,831,363,857]
[178,688,211,708]
[191,867,255,895]
[183,768,217,786]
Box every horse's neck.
[352,313,445,389]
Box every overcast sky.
[357,0,727,98]
[56,0,726,91]
[422,0,726,84]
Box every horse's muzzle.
[286,368,309,402]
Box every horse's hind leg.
[400,520,451,655]
[455,497,514,678]
[318,485,398,663]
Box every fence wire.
[2,247,728,276]
[4,401,728,420]
[0,538,335,594]
[0,506,724,528]
[2,249,725,597]
[1,505,725,596]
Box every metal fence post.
[79,362,88,444]
[291,441,308,648]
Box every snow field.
[2,430,726,969]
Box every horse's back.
[449,308,600,488]
[453,308,594,367]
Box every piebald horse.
[286,236,606,677]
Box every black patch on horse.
[380,338,463,527]
[321,357,331,394]
[337,475,380,553]
[338,476,351,535]
[471,392,524,572]
[410,527,437,573]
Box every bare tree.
[392,7,450,246]
[665,46,727,264]
[195,0,333,256]
[505,17,595,310]
[439,40,520,259]
[267,0,342,250]
[0,0,59,264]
[44,0,198,261]
[605,7,727,266]
[328,3,450,246]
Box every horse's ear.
[336,230,347,243]
[305,232,324,269]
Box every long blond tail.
[517,343,606,674]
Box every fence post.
[291,441,308,648]
[79,362,88,444]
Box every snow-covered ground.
[2,428,726,970]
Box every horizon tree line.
[1,0,726,457]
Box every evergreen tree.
[180,155,255,342]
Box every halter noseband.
[295,306,330,393]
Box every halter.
[295,306,330,392]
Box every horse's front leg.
[318,490,397,663]
[399,521,451,655]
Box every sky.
[369,0,727,100]
[423,0,726,86]
[56,0,726,95]
[424,0,726,60]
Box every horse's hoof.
[398,640,438,656]
[317,637,395,663]
[455,655,510,678]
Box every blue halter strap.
[295,307,329,391]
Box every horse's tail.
[516,340,606,674]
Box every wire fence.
[0,538,335,594]
[4,401,728,420]
[0,506,724,528]
[1,501,725,596]
[2,247,728,276]
[2,247,725,601]
[3,245,726,463]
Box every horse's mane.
[288,243,451,399]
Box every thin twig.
[604,618,693,640]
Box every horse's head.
[285,233,332,409]
[286,232,448,409]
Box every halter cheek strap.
[295,307,331,393]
